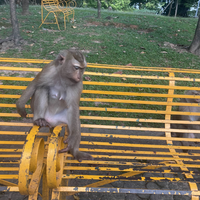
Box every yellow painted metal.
[79,133,200,142]
[0,180,17,186]
[0,175,18,179]
[2,75,200,91]
[66,162,172,196]
[80,124,200,134]
[39,0,76,30]
[79,147,200,157]
[0,131,50,136]
[51,189,60,200]
[165,72,199,200]
[0,122,33,126]
[18,126,45,195]
[47,126,65,188]
[64,159,200,167]
[2,59,200,198]
[1,58,200,74]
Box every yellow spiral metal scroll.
[47,126,64,188]
[18,126,45,195]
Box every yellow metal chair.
[39,0,76,30]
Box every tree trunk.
[97,0,101,18]
[188,16,200,55]
[168,1,172,16]
[22,0,29,15]
[175,0,178,17]
[10,0,20,45]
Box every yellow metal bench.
[39,0,76,30]
[1,58,200,200]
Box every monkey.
[171,90,200,148]
[16,49,93,162]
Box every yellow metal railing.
[1,58,200,199]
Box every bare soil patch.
[84,21,139,29]
[163,41,188,53]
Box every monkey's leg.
[31,88,52,127]
[59,107,93,162]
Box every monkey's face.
[187,90,200,103]
[56,50,87,84]
[193,91,200,103]
[70,58,86,82]
[59,55,86,84]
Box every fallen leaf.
[113,70,123,75]
[126,63,132,66]
[122,77,127,81]
[49,51,55,54]
[85,76,92,81]
[71,25,77,28]
[30,43,34,46]
[161,51,168,54]
[140,51,145,54]
[130,25,138,29]
[119,45,123,47]
[2,18,6,20]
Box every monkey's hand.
[33,118,52,128]
[74,151,94,162]
[58,138,93,162]
[16,101,27,118]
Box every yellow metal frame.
[39,0,76,30]
[1,58,200,199]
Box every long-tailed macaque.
[16,49,93,162]
[171,90,200,147]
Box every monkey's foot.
[75,151,94,162]
[34,118,52,128]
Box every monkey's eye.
[74,66,80,70]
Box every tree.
[97,0,101,18]
[161,0,197,17]
[0,0,21,45]
[22,0,29,15]
[188,16,200,55]
[10,0,20,44]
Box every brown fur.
[171,90,200,149]
[16,50,93,162]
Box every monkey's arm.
[16,79,38,117]
[16,63,56,118]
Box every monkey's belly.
[44,109,68,127]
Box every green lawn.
[1,6,200,127]
[0,5,199,69]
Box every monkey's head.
[185,90,200,103]
[56,50,87,84]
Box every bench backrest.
[1,58,200,198]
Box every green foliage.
[109,0,131,10]
[85,0,131,10]
[145,0,159,10]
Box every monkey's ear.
[57,54,65,65]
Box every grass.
[1,5,200,128]
[0,5,199,68]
